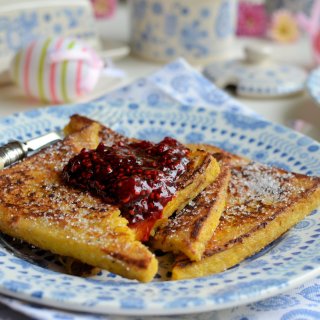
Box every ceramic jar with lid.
[130,0,238,64]
[204,45,307,98]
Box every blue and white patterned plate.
[307,67,320,105]
[0,100,320,316]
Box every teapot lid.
[203,45,307,98]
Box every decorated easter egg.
[10,37,104,103]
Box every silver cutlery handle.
[0,141,27,170]
[0,132,63,170]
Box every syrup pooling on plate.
[62,137,191,241]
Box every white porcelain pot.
[130,0,238,64]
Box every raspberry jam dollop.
[62,137,190,241]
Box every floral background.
[236,0,320,64]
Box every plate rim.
[0,270,319,316]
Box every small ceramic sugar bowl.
[204,45,307,98]
[130,0,238,64]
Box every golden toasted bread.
[151,145,231,261]
[171,145,320,280]
[64,114,128,146]
[0,122,158,282]
[0,115,221,281]
[150,149,220,233]
[66,115,221,241]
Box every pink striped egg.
[10,37,103,103]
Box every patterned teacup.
[130,0,238,64]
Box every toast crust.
[151,146,231,261]
[172,146,320,280]
[151,150,220,232]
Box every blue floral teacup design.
[130,0,238,64]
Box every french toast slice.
[66,115,221,241]
[0,122,158,282]
[171,145,320,280]
[151,145,231,261]
[64,114,128,146]
[147,149,220,236]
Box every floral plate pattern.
[0,101,320,316]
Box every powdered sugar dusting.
[225,161,302,220]
[155,164,228,237]
[165,184,219,233]
[0,130,141,253]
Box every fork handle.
[0,141,27,170]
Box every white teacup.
[130,0,238,64]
